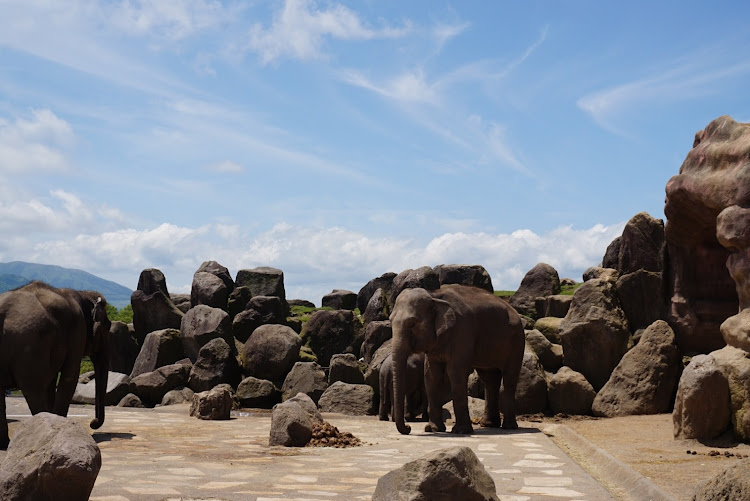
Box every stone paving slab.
[2,397,615,500]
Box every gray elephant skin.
[0,281,111,449]
[378,352,427,422]
[389,284,525,435]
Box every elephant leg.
[424,358,447,433]
[378,371,391,421]
[53,366,78,417]
[447,364,473,435]
[0,387,8,449]
[477,368,502,428]
[24,389,52,415]
[501,364,521,430]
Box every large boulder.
[161,387,194,406]
[235,267,286,303]
[525,329,563,372]
[514,350,548,414]
[318,381,375,415]
[535,295,573,319]
[664,116,747,353]
[673,354,730,439]
[616,270,666,332]
[362,287,389,324]
[235,376,281,408]
[188,337,241,392]
[72,372,131,406]
[372,446,499,501]
[232,295,286,343]
[190,386,233,420]
[108,320,139,375]
[268,393,323,447]
[357,272,397,313]
[328,353,364,385]
[321,289,357,310]
[227,286,253,320]
[617,212,665,275]
[131,361,192,406]
[592,320,681,417]
[0,413,101,501]
[281,362,328,403]
[243,324,302,384]
[364,339,392,391]
[180,305,233,362]
[390,266,440,304]
[130,268,184,343]
[710,345,750,441]
[559,278,630,390]
[434,264,494,293]
[170,293,191,313]
[301,310,363,366]
[548,367,596,415]
[534,317,563,344]
[692,459,750,501]
[130,328,185,378]
[190,272,228,310]
[194,261,234,296]
[510,263,561,317]
[360,320,392,364]
[602,236,621,270]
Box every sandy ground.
[539,413,750,500]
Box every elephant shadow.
[93,432,137,443]
[413,425,542,438]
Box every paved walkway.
[2,397,615,500]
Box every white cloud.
[342,68,438,104]
[247,0,410,64]
[111,0,232,40]
[0,109,75,172]
[578,57,750,135]
[1,215,624,304]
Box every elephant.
[389,284,525,435]
[378,352,428,422]
[0,281,111,449]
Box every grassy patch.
[560,283,582,295]
[80,356,94,375]
[494,290,515,297]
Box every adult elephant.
[390,284,525,435]
[0,281,111,449]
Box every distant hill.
[0,261,133,308]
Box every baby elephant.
[379,352,427,422]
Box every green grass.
[80,356,94,375]
[560,283,582,295]
[494,290,515,297]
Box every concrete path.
[2,397,615,500]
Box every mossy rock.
[299,345,318,363]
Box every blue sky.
[1,0,748,304]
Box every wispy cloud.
[0,109,74,172]
[341,68,438,104]
[247,0,410,64]
[578,56,750,135]
[110,0,235,40]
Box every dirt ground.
[531,413,750,500]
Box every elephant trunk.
[90,348,108,429]
[392,342,411,435]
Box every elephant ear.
[433,298,456,338]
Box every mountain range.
[0,261,133,308]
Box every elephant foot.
[480,416,501,428]
[378,413,389,421]
[451,422,474,435]
[0,436,8,450]
[425,421,446,433]
[502,417,519,430]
